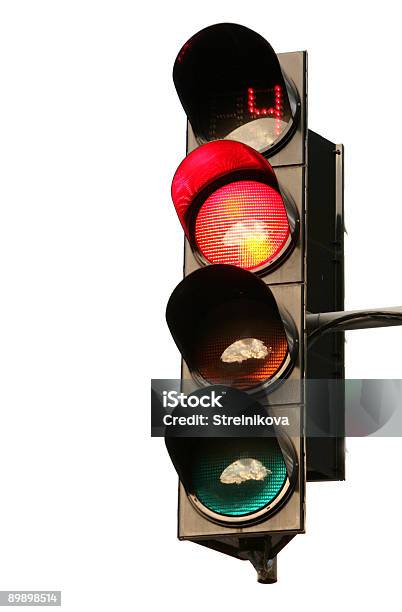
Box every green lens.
[192,439,288,517]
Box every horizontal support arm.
[307,307,402,335]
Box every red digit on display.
[247,86,282,124]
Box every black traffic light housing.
[157,22,346,582]
[165,386,299,527]
[173,23,300,156]
[166,265,298,394]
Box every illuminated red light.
[171,140,291,273]
[194,180,290,271]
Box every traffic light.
[166,264,298,392]
[171,141,298,274]
[173,22,300,156]
[165,386,299,525]
[157,22,346,582]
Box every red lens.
[194,180,290,271]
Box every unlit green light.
[192,444,287,516]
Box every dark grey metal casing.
[178,406,304,544]
[177,51,308,552]
[306,132,345,481]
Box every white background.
[0,1,401,610]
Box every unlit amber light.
[196,326,289,389]
[194,180,290,271]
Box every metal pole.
[307,307,402,334]
[256,556,277,584]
